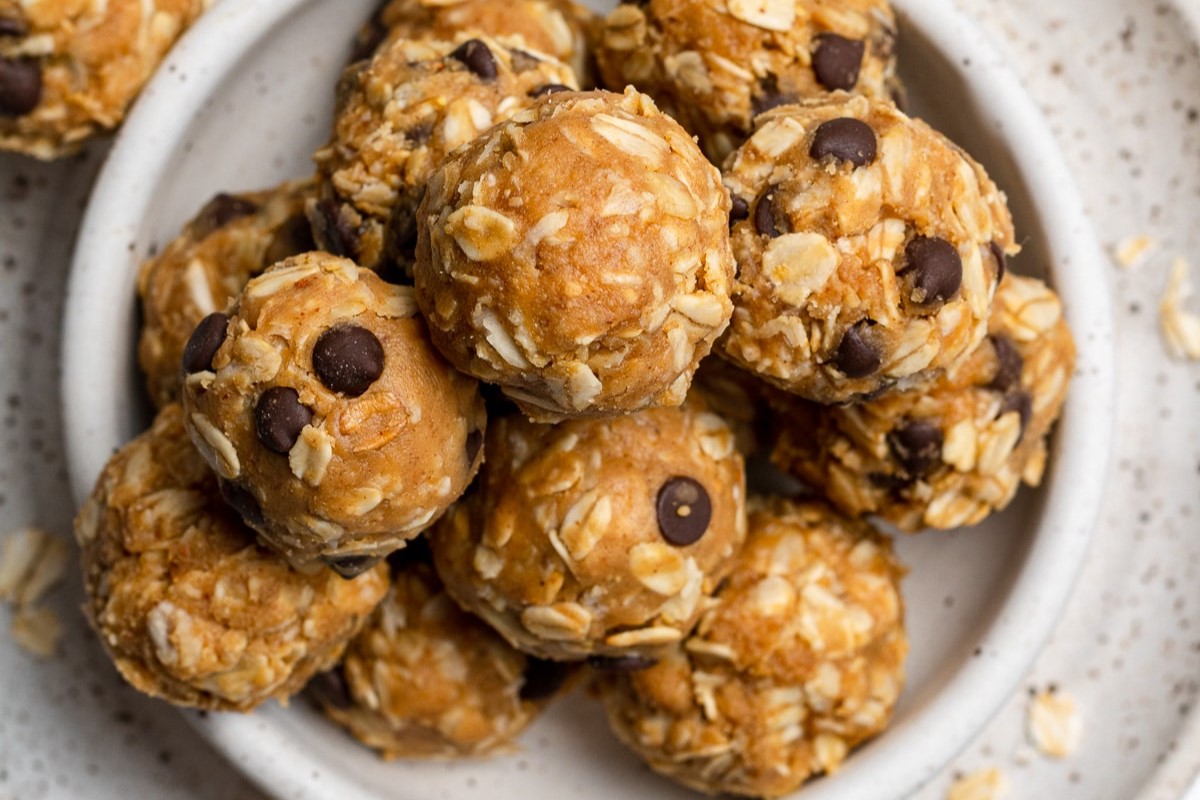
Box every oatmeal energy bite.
[74,404,388,711]
[312,551,573,758]
[181,252,486,574]
[596,0,900,161]
[720,94,1015,404]
[0,0,208,159]
[313,35,578,271]
[601,497,907,797]
[771,274,1075,531]
[431,401,746,661]
[138,179,317,408]
[416,88,736,421]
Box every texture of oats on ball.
[312,34,579,273]
[74,404,389,711]
[769,273,1075,532]
[180,253,486,573]
[415,88,735,421]
[138,179,318,409]
[430,399,746,661]
[599,496,908,798]
[0,0,209,159]
[720,93,1015,404]
[595,0,900,161]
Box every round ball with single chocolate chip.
[769,275,1076,532]
[312,34,578,271]
[314,553,572,758]
[594,0,901,161]
[75,403,388,712]
[181,252,486,566]
[415,88,735,422]
[430,400,747,661]
[598,496,907,798]
[720,94,1017,404]
[139,178,317,409]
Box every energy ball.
[415,88,736,421]
[595,0,900,161]
[138,179,317,409]
[720,94,1015,404]
[311,549,573,758]
[770,274,1076,531]
[180,252,486,573]
[600,497,907,798]
[0,0,207,158]
[312,35,578,272]
[430,401,746,662]
[74,404,389,711]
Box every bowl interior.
[60,0,1115,798]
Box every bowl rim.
[59,0,1116,797]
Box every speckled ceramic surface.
[0,1,1196,799]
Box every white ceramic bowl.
[61,1,1115,797]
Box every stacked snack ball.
[138,179,317,408]
[0,0,208,158]
[719,93,1016,404]
[770,274,1076,531]
[595,0,900,161]
[431,400,747,661]
[312,546,574,758]
[312,34,579,272]
[180,252,486,574]
[74,404,389,711]
[415,87,736,421]
[600,496,907,797]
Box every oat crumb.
[10,606,64,659]
[0,527,69,607]
[1113,234,1155,268]
[947,767,1009,800]
[1027,689,1081,758]
[1159,258,1200,361]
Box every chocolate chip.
[812,34,865,91]
[833,321,882,378]
[751,73,797,117]
[218,479,264,527]
[407,120,434,146]
[193,193,259,238]
[730,196,749,225]
[254,387,313,454]
[754,188,785,238]
[530,83,572,98]
[308,669,352,710]
[810,118,877,167]
[987,336,1024,393]
[0,15,28,37]
[465,427,483,466]
[181,312,229,374]
[262,214,316,267]
[586,654,658,672]
[307,198,357,259]
[519,658,570,702]
[448,39,497,80]
[901,236,962,305]
[324,555,383,579]
[989,240,1007,281]
[887,421,943,478]
[0,58,42,117]
[656,477,712,547]
[1000,391,1033,437]
[312,325,385,397]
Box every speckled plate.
[59,0,1114,797]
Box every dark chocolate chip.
[989,240,1007,281]
[0,57,42,117]
[754,188,783,238]
[218,479,264,527]
[262,214,316,267]
[810,117,877,167]
[987,336,1024,393]
[385,536,432,573]
[586,654,658,672]
[254,387,313,454]
[519,658,570,702]
[656,477,712,547]
[833,321,882,378]
[312,324,385,397]
[812,34,865,91]
[751,73,797,117]
[1000,391,1033,437]
[407,120,434,146]
[324,555,383,579]
[901,236,962,305]
[0,15,28,38]
[530,83,572,98]
[887,421,943,478]
[448,39,497,80]
[193,193,259,238]
[308,669,352,710]
[181,312,229,374]
[307,198,356,259]
[465,427,484,466]
[730,195,749,225]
